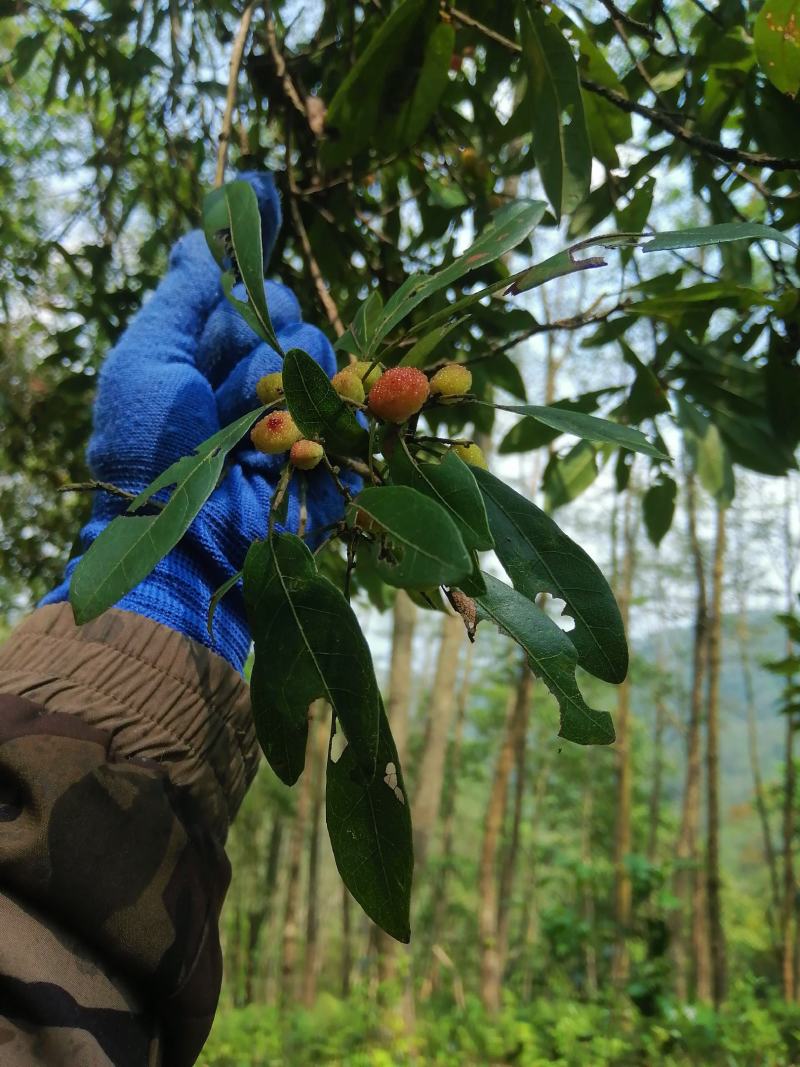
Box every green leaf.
[371,200,547,353]
[643,478,677,546]
[495,403,668,460]
[69,408,264,624]
[676,399,735,505]
[223,181,282,353]
[643,222,797,253]
[351,290,385,357]
[398,320,464,369]
[244,535,381,786]
[498,392,608,454]
[544,441,600,509]
[505,247,609,296]
[207,570,242,636]
[282,348,369,457]
[517,1,592,220]
[327,702,413,942]
[387,19,455,150]
[476,575,615,745]
[473,467,628,684]
[352,485,472,589]
[754,0,800,96]
[389,445,494,553]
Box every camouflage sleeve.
[0,604,260,1066]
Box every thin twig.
[287,152,346,336]
[447,5,800,172]
[215,0,258,188]
[599,0,660,41]
[58,480,162,507]
[264,11,320,136]
[322,456,354,501]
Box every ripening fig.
[256,371,284,405]
[251,411,303,454]
[368,367,429,424]
[331,368,365,404]
[451,442,488,470]
[429,363,472,397]
[290,439,324,470]
[351,360,384,394]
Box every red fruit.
[251,411,303,454]
[368,367,430,424]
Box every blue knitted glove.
[43,172,354,673]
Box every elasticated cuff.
[0,603,259,841]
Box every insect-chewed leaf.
[495,403,668,460]
[389,446,494,552]
[476,574,616,746]
[352,485,472,590]
[70,407,265,625]
[327,701,413,942]
[243,535,381,785]
[473,467,628,685]
[283,347,369,457]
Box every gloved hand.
[43,172,353,673]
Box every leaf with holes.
[70,407,265,625]
[244,535,381,786]
[327,700,413,942]
[476,574,615,745]
[473,467,627,684]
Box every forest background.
[2,1,800,1064]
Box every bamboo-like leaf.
[70,407,265,624]
[494,403,668,460]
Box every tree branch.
[287,163,346,336]
[447,6,800,173]
[215,0,258,188]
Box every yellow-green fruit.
[251,411,302,454]
[351,360,384,394]
[290,439,324,470]
[331,369,365,404]
[452,442,488,470]
[256,371,284,405]
[429,363,472,397]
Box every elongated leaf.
[350,290,385,357]
[389,446,494,552]
[224,181,282,352]
[518,0,591,220]
[643,222,797,253]
[643,478,677,546]
[327,701,413,942]
[544,441,600,508]
[398,319,464,368]
[499,391,609,453]
[676,398,735,505]
[495,403,667,460]
[476,574,615,745]
[70,407,264,624]
[283,348,369,457]
[352,485,472,589]
[388,19,455,150]
[244,535,381,785]
[369,200,547,353]
[754,0,800,95]
[473,467,627,684]
[506,247,608,296]
[207,570,242,635]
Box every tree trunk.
[302,706,330,1006]
[782,713,796,1001]
[279,715,316,1007]
[244,813,284,1004]
[341,884,352,998]
[582,780,599,997]
[478,657,532,1013]
[646,680,666,864]
[422,643,473,994]
[705,503,727,1008]
[376,592,417,982]
[496,673,533,975]
[412,612,464,870]
[611,488,636,987]
[672,470,710,1002]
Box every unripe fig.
[251,411,303,454]
[290,439,324,470]
[351,360,384,394]
[368,367,429,424]
[452,442,488,470]
[331,368,366,404]
[256,371,284,405]
[429,363,472,397]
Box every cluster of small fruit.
[250,360,487,470]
